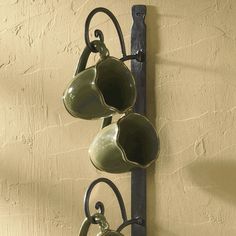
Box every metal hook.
[84,178,128,224]
[83,178,145,232]
[84,7,127,57]
[84,7,145,62]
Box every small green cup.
[89,112,159,173]
[63,41,136,120]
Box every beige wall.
[0,0,236,235]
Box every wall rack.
[79,5,147,236]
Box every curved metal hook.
[84,178,128,224]
[84,7,127,57]
[117,217,145,232]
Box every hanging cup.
[79,213,124,236]
[63,40,136,120]
[89,112,159,173]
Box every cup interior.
[96,58,136,112]
[117,113,159,167]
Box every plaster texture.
[0,0,235,235]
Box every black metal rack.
[81,5,147,236]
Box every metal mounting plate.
[131,5,147,236]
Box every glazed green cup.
[89,112,159,173]
[63,41,136,120]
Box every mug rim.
[115,112,159,169]
[93,56,137,115]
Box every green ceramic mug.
[79,213,124,236]
[89,112,159,173]
[63,40,136,120]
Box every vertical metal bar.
[131,5,147,236]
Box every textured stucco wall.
[0,0,236,235]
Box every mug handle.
[75,40,109,75]
[74,40,112,129]
[79,213,110,236]
[78,217,91,236]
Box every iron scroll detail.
[83,178,144,232]
[84,7,144,62]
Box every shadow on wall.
[156,57,236,85]
[187,159,236,206]
[146,4,161,126]
[145,5,160,236]
[157,227,178,236]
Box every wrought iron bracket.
[131,5,147,236]
[83,178,144,233]
[84,7,145,63]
